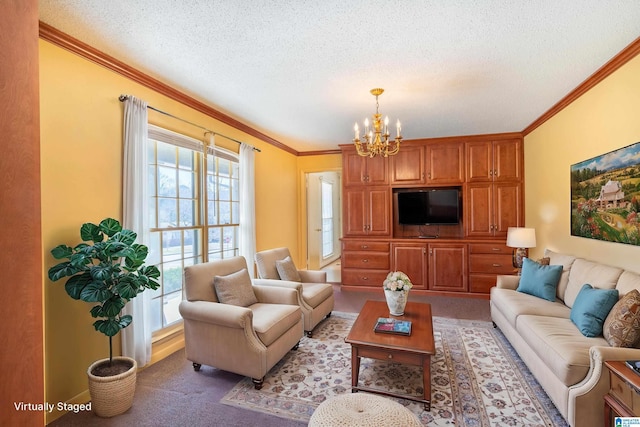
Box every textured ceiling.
[38,1,640,153]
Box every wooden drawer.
[469,254,514,274]
[343,251,390,269]
[357,346,424,366]
[343,241,389,252]
[468,243,510,255]
[611,371,634,409]
[469,274,497,293]
[342,269,390,286]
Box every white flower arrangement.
[382,271,413,292]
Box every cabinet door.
[427,142,464,184]
[465,183,493,237]
[390,145,426,185]
[429,244,467,292]
[367,188,391,236]
[466,141,492,182]
[391,243,427,289]
[343,150,366,186]
[366,155,389,185]
[493,139,522,182]
[343,188,367,236]
[493,182,522,237]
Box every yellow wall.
[40,40,303,422]
[524,54,640,271]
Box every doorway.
[306,171,341,269]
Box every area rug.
[221,312,568,426]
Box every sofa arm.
[496,275,520,290]
[253,285,299,305]
[178,300,252,329]
[569,345,640,427]
[298,270,327,283]
[253,278,302,291]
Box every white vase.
[384,289,409,316]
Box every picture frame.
[570,141,640,246]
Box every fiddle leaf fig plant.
[48,218,160,363]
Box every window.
[321,180,334,259]
[147,127,239,332]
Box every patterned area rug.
[221,312,568,426]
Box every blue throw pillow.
[570,284,619,337]
[516,257,562,302]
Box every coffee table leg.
[423,357,431,411]
[351,346,360,392]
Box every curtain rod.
[118,95,261,152]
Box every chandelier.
[353,88,403,157]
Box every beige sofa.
[490,249,640,427]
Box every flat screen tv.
[397,188,460,225]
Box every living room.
[3,2,640,426]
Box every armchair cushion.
[213,268,258,307]
[275,256,302,282]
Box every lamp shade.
[506,227,536,248]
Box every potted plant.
[48,218,160,417]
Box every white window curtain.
[121,96,153,367]
[239,142,256,276]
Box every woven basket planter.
[87,356,137,417]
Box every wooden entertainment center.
[340,132,524,296]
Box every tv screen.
[397,189,460,225]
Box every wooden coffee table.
[345,300,435,410]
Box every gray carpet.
[50,289,492,426]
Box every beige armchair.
[254,247,334,337]
[179,256,303,389]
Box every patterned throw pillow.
[275,256,302,282]
[603,289,640,347]
[537,257,551,266]
[213,268,258,307]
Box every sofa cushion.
[517,257,562,302]
[570,284,619,337]
[490,288,570,327]
[616,271,640,297]
[517,314,608,386]
[251,303,301,346]
[275,256,302,282]
[544,249,577,302]
[213,268,258,307]
[564,259,623,308]
[603,289,640,347]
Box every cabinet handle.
[491,247,500,251]
[361,245,369,249]
[362,259,369,263]
[362,276,368,280]
[492,263,501,267]
[388,354,393,359]
[490,170,493,176]
[429,248,433,255]
[428,172,431,179]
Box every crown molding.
[38,21,300,156]
[523,36,640,136]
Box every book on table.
[373,317,412,336]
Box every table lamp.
[506,227,536,271]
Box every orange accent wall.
[0,1,45,426]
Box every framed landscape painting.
[571,141,640,246]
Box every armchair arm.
[253,285,299,305]
[178,300,252,329]
[569,345,640,427]
[253,278,302,292]
[496,275,520,290]
[298,270,327,283]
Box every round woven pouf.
[308,393,422,426]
